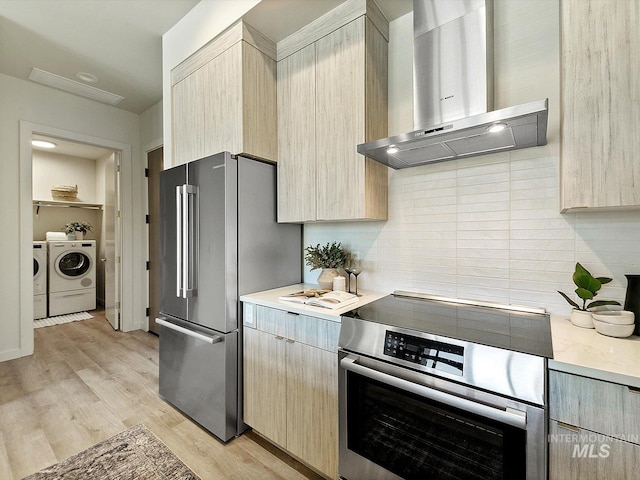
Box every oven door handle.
[340,355,527,429]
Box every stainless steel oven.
[338,292,552,480]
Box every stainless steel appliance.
[338,291,552,480]
[358,0,548,168]
[157,151,301,442]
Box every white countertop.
[549,314,640,388]
[240,283,388,322]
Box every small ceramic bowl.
[593,319,635,338]
[592,310,635,325]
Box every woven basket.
[51,184,78,201]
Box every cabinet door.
[277,44,317,222]
[202,43,243,158]
[243,327,287,448]
[172,68,205,165]
[286,339,338,479]
[549,420,640,480]
[561,0,640,210]
[315,18,366,221]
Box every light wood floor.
[0,311,324,480]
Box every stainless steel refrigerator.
[157,151,301,442]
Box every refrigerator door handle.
[175,185,183,298]
[184,184,198,297]
[156,318,222,344]
[176,184,198,299]
[181,184,189,297]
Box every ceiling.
[1,0,411,116]
[32,134,114,159]
[0,0,200,114]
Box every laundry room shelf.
[33,200,103,213]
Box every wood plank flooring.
[0,311,324,480]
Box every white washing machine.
[48,240,96,317]
[33,241,47,319]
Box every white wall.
[0,72,146,361]
[304,0,640,316]
[140,100,163,151]
[32,151,98,203]
[162,0,261,167]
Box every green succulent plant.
[63,221,92,234]
[558,262,620,311]
[304,242,349,270]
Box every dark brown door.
[147,147,163,334]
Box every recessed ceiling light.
[487,123,507,133]
[32,140,57,149]
[76,72,98,83]
[386,145,399,154]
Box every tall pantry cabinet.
[276,0,389,222]
[170,21,277,166]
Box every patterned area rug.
[34,311,93,329]
[22,424,201,480]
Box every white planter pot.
[317,268,339,290]
[570,309,594,328]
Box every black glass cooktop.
[342,293,554,358]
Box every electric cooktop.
[341,291,554,358]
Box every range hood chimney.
[358,0,548,169]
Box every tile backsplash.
[304,148,640,316]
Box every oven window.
[346,372,526,480]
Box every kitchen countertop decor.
[240,284,387,322]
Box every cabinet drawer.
[286,314,340,352]
[250,304,340,352]
[549,370,640,441]
[255,305,288,336]
[549,420,640,480]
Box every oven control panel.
[384,331,464,376]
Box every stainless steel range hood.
[358,0,548,169]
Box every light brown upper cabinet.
[277,0,389,222]
[171,21,277,166]
[561,0,640,211]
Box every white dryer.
[48,240,96,317]
[33,241,47,319]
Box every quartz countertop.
[549,314,640,388]
[240,283,387,322]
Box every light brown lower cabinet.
[243,305,339,479]
[549,420,640,480]
[549,370,640,479]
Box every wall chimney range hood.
[358,0,548,169]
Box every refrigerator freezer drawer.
[158,316,239,442]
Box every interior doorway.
[146,147,163,335]
[31,133,122,330]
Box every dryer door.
[57,252,91,278]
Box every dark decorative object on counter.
[624,274,640,335]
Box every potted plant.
[63,221,92,240]
[305,242,349,290]
[558,262,620,328]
